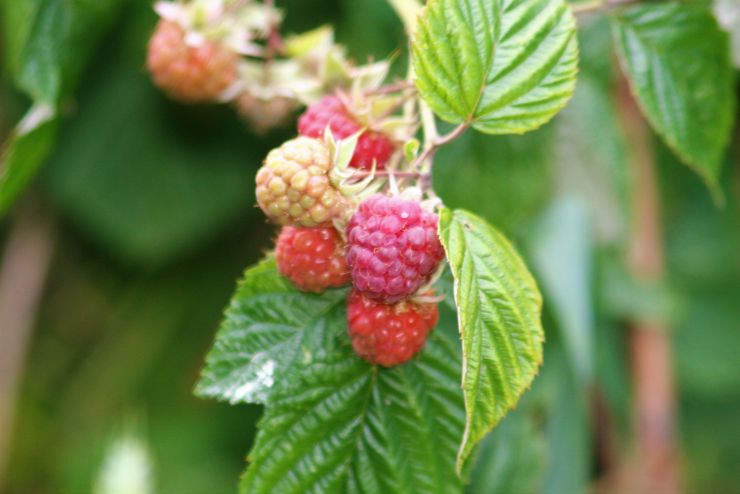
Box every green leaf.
[466,408,546,494]
[198,258,465,493]
[411,0,578,134]
[538,341,591,494]
[528,198,594,384]
[0,0,128,216]
[611,2,735,199]
[0,104,57,214]
[438,208,544,472]
[196,257,349,405]
[2,0,127,104]
[554,72,630,246]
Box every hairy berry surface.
[147,20,238,103]
[347,290,438,367]
[275,226,350,293]
[346,195,445,304]
[298,95,395,170]
[256,137,344,227]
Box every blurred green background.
[1,1,739,493]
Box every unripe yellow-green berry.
[255,137,344,227]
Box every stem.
[612,67,680,494]
[0,205,55,488]
[414,121,468,171]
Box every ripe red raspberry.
[256,137,345,227]
[275,226,350,293]
[147,20,238,103]
[346,195,445,304]
[347,290,438,367]
[297,95,395,170]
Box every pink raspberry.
[275,226,350,293]
[147,20,238,103]
[347,290,439,367]
[297,95,395,170]
[346,195,445,304]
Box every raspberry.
[347,290,438,367]
[275,226,350,293]
[147,20,238,103]
[298,95,395,170]
[346,195,445,304]
[256,137,345,227]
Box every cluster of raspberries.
[258,96,445,367]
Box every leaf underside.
[438,208,544,471]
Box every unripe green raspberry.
[256,137,345,227]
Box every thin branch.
[0,205,55,488]
[413,122,468,171]
[601,64,680,494]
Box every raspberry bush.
[2,0,736,492]
[192,0,558,484]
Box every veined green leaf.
[241,328,464,494]
[198,259,466,493]
[411,0,578,134]
[611,2,735,199]
[195,258,348,405]
[439,208,544,472]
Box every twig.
[0,205,55,488]
[413,122,468,171]
[605,65,680,494]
